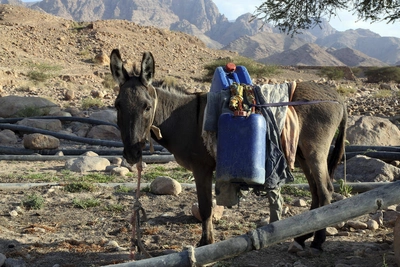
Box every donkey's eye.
[144,105,152,112]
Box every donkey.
[110,49,347,252]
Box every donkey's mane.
[152,80,200,125]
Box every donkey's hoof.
[288,241,304,253]
[297,247,323,257]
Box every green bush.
[22,193,45,210]
[318,67,344,80]
[102,73,116,89]
[203,56,279,80]
[81,97,104,109]
[365,67,400,83]
[64,182,96,193]
[72,198,100,209]
[26,61,62,83]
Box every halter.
[146,84,162,153]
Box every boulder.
[89,109,117,124]
[65,157,110,173]
[0,96,59,118]
[346,115,400,146]
[0,129,18,144]
[17,118,62,132]
[150,176,181,196]
[87,125,121,141]
[23,133,60,150]
[334,155,400,182]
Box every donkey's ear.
[139,52,155,86]
[110,49,129,87]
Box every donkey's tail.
[328,105,347,178]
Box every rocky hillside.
[6,0,400,66]
[0,4,237,108]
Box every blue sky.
[213,0,400,38]
[21,0,400,38]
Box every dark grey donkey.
[110,49,347,252]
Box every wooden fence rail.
[104,181,400,267]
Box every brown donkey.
[110,49,347,252]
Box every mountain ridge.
[2,0,399,66]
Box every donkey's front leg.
[193,168,214,246]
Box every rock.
[293,199,308,207]
[150,176,181,196]
[371,211,384,226]
[86,125,121,141]
[69,122,90,137]
[326,226,338,236]
[347,220,368,230]
[64,89,75,100]
[288,241,303,253]
[81,151,99,157]
[65,157,110,173]
[110,167,130,176]
[4,258,27,267]
[23,133,60,149]
[94,52,110,65]
[0,253,5,267]
[110,157,123,165]
[17,118,62,132]
[367,219,379,230]
[90,90,106,99]
[0,96,60,118]
[346,115,400,146]
[89,109,117,124]
[334,155,400,182]
[0,129,18,144]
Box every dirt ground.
[0,160,397,267]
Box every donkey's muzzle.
[123,142,144,164]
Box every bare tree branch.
[251,0,400,35]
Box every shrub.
[351,67,362,77]
[318,67,344,80]
[203,56,279,80]
[374,89,393,98]
[336,86,356,96]
[365,67,400,83]
[15,106,49,117]
[102,73,116,89]
[81,97,104,109]
[26,61,62,84]
[72,198,100,209]
[22,193,45,210]
[64,182,96,193]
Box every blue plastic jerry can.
[210,63,252,93]
[216,113,266,185]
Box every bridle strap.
[146,85,162,153]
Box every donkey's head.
[110,49,157,164]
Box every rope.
[187,245,197,267]
[130,160,152,260]
[252,99,339,108]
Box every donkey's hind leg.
[293,154,317,249]
[294,148,333,252]
[193,166,215,246]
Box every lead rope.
[129,85,162,260]
[130,159,152,260]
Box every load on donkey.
[109,49,347,255]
